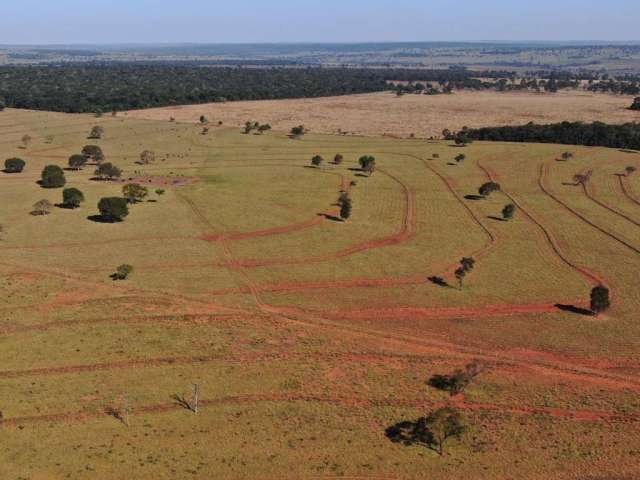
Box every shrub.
[32,199,53,216]
[114,264,134,280]
[40,165,66,188]
[4,157,25,173]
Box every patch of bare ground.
[123,90,640,138]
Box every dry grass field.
[124,90,640,138]
[1,107,640,479]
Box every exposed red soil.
[201,215,323,242]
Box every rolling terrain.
[0,108,639,479]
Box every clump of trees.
[244,121,271,134]
[98,197,129,222]
[358,155,376,176]
[311,155,323,167]
[428,361,485,396]
[94,162,122,180]
[478,181,500,198]
[62,188,85,209]
[68,154,88,170]
[502,203,516,220]
[88,126,104,139]
[590,285,611,316]
[630,98,640,111]
[454,257,475,289]
[290,125,306,138]
[122,183,149,203]
[4,158,25,173]
[113,264,134,280]
[81,145,104,162]
[40,165,66,188]
[32,199,53,216]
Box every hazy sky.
[2,0,638,44]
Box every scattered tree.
[625,166,637,177]
[114,264,134,280]
[428,361,485,396]
[68,154,88,170]
[311,155,324,167]
[139,150,155,165]
[573,170,593,186]
[502,203,516,220]
[560,152,574,161]
[478,181,500,197]
[40,165,66,188]
[32,199,53,216]
[62,188,85,209]
[122,183,149,203]
[199,115,208,124]
[98,197,129,222]
[94,162,122,180]
[257,124,271,134]
[82,145,104,162]
[290,125,306,137]
[455,257,475,288]
[455,154,466,163]
[340,198,352,221]
[88,125,104,139]
[333,154,344,165]
[21,134,32,149]
[4,157,25,173]
[590,285,611,316]
[424,407,466,456]
[454,267,466,289]
[155,188,165,196]
[630,97,640,111]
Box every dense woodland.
[462,121,640,150]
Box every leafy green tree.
[290,125,306,137]
[122,183,149,203]
[333,154,344,165]
[98,197,129,222]
[68,154,88,170]
[478,181,500,197]
[630,97,640,111]
[4,157,25,173]
[424,407,466,456]
[114,264,134,280]
[590,285,611,315]
[88,126,104,139]
[502,203,516,220]
[32,199,53,216]
[155,188,165,196]
[358,155,376,170]
[82,145,104,162]
[40,165,66,188]
[62,188,85,208]
[455,154,466,163]
[94,162,122,180]
[311,155,323,167]
[428,361,485,396]
[340,199,352,221]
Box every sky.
[2,0,639,45]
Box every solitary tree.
[590,285,611,316]
[139,150,155,165]
[122,183,149,203]
[561,152,574,161]
[94,162,122,181]
[460,257,475,272]
[68,154,88,170]
[625,166,637,177]
[454,267,466,289]
[290,125,306,137]
[311,155,324,167]
[4,158,25,173]
[199,115,208,125]
[155,188,165,196]
[333,154,344,165]
[358,155,376,171]
[88,126,104,139]
[428,361,485,396]
[630,97,640,111]
[455,154,466,163]
[257,124,272,134]
[62,188,85,209]
[40,165,66,188]
[340,199,352,221]
[424,407,466,456]
[114,264,134,280]
[21,134,32,149]
[98,197,129,222]
[478,181,500,197]
[502,203,516,220]
[32,199,53,216]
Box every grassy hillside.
[0,108,639,479]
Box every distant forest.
[0,65,514,113]
[463,122,640,150]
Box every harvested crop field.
[124,90,640,138]
[1,108,640,479]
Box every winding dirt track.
[583,179,640,228]
[618,175,640,207]
[538,163,640,256]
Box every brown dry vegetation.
[124,90,640,137]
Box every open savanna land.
[124,89,640,138]
[1,107,640,479]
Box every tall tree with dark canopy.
[590,285,611,316]
[62,188,85,209]
[40,165,66,188]
[630,97,640,111]
[502,203,516,220]
[81,145,104,162]
[95,162,122,180]
[98,197,129,222]
[68,154,88,170]
[424,407,466,456]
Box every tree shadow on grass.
[87,215,122,224]
[428,276,451,288]
[487,215,507,222]
[464,194,484,201]
[555,303,594,316]
[317,213,343,222]
[385,418,438,452]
